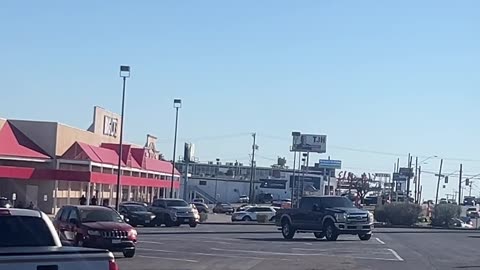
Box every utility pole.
[291,148,296,203]
[249,133,256,204]
[396,158,400,173]
[435,159,444,205]
[458,163,463,205]
[414,156,418,203]
[418,166,422,203]
[406,153,412,202]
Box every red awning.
[0,165,179,188]
[0,122,50,159]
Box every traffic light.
[466,178,470,186]
[445,176,448,184]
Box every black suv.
[149,199,198,227]
[275,196,374,241]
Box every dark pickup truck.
[275,196,374,241]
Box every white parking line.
[138,255,198,263]
[137,247,290,261]
[387,249,404,262]
[211,248,403,262]
[376,238,386,245]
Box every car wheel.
[75,236,84,247]
[324,221,338,241]
[123,249,135,258]
[164,215,175,227]
[358,234,372,241]
[189,222,197,228]
[242,216,252,221]
[281,220,295,240]
[314,232,325,239]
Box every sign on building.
[292,133,327,153]
[103,116,118,137]
[318,159,341,169]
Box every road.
[116,224,480,270]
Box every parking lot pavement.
[116,225,419,270]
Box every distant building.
[175,158,339,203]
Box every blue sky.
[1,1,479,200]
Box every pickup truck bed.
[0,247,114,270]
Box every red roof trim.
[0,122,50,159]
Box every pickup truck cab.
[0,208,117,270]
[275,196,374,241]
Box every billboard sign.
[318,159,341,169]
[292,134,327,153]
[184,143,195,162]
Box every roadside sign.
[318,159,341,169]
[375,173,391,178]
[292,134,327,153]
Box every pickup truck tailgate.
[0,247,113,270]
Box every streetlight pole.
[115,65,130,211]
[169,99,182,198]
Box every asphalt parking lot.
[114,224,431,270]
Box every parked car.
[120,201,148,207]
[119,204,156,227]
[0,197,12,208]
[192,202,209,213]
[0,208,117,269]
[464,196,476,206]
[231,206,277,222]
[449,218,474,229]
[236,204,256,212]
[275,196,374,241]
[213,203,234,214]
[256,193,274,204]
[239,195,249,203]
[149,198,199,227]
[53,205,137,257]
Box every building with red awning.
[0,106,180,214]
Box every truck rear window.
[0,216,55,247]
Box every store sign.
[292,133,327,153]
[103,116,118,137]
[318,159,341,169]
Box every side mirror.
[68,218,79,225]
[120,214,125,220]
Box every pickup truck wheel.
[358,234,372,241]
[123,249,135,258]
[314,232,325,239]
[164,215,175,227]
[74,236,84,247]
[189,222,198,228]
[281,221,295,239]
[324,221,338,241]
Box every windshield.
[323,197,355,208]
[125,205,148,212]
[165,200,189,207]
[0,216,55,247]
[80,208,123,223]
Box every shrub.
[376,203,422,226]
[431,204,461,227]
[374,205,387,222]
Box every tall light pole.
[115,65,130,211]
[415,155,437,203]
[169,99,182,198]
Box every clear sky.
[1,1,479,200]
